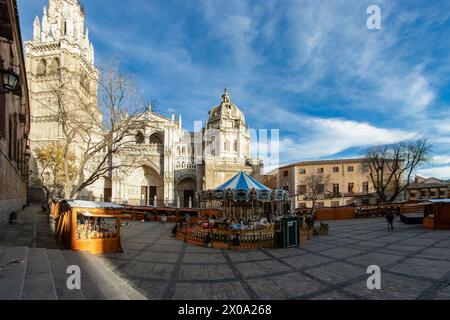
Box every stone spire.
[178,114,182,129]
[41,5,49,39]
[33,16,41,41]
[30,0,95,64]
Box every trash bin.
[277,217,300,248]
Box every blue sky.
[18,0,450,177]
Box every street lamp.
[1,68,19,93]
[24,150,31,162]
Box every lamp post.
[1,68,19,94]
[24,150,31,162]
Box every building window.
[333,184,340,195]
[298,185,306,195]
[299,168,306,174]
[346,199,354,206]
[363,164,370,173]
[333,167,339,173]
[363,182,369,194]
[318,184,325,194]
[316,202,325,208]
[298,202,307,209]
[331,201,340,207]
[348,183,354,193]
[233,139,238,152]
[347,166,354,172]
[283,170,289,177]
[318,167,324,174]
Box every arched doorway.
[126,165,162,205]
[177,177,196,207]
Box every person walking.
[386,212,395,231]
[161,214,167,227]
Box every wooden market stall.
[54,200,128,254]
[423,199,450,230]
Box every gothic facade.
[26,0,262,205]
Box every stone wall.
[0,154,27,225]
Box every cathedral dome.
[207,89,246,127]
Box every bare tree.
[303,173,332,212]
[34,60,148,199]
[364,138,431,203]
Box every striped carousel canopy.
[201,171,287,202]
[215,171,271,193]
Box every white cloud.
[417,166,450,180]
[278,116,414,162]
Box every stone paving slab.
[282,253,334,270]
[304,261,366,285]
[434,285,450,300]
[387,257,450,280]
[347,252,404,268]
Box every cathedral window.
[37,59,47,75]
[62,21,67,36]
[135,131,145,144]
[149,132,162,144]
[50,58,60,74]
[233,139,238,152]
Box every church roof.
[207,89,246,125]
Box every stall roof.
[429,199,450,203]
[66,200,124,209]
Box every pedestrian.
[386,212,394,231]
[161,214,167,226]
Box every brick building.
[0,0,31,224]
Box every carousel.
[176,171,290,250]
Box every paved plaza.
[97,218,450,300]
[2,210,450,300]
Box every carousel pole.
[252,200,254,221]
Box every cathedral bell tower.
[25,0,100,183]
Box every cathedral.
[26,0,262,206]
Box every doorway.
[184,190,194,207]
[149,186,157,205]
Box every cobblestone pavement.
[99,218,450,300]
